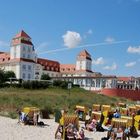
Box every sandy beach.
[0,116,139,140]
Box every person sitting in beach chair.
[86,119,97,131]
[55,114,79,140]
[113,109,121,118]
[115,127,124,140]
[65,123,75,139]
[17,110,28,124]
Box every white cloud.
[105,37,115,43]
[125,61,136,67]
[127,46,140,54]
[62,31,82,48]
[87,29,93,35]
[103,63,117,70]
[92,57,105,65]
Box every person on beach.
[33,111,38,126]
[17,110,27,124]
[86,119,97,131]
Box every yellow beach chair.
[111,118,128,128]
[135,105,140,111]
[120,108,128,116]
[101,105,111,112]
[55,114,79,140]
[92,104,101,111]
[63,114,79,140]
[128,106,136,114]
[134,115,140,130]
[118,102,126,108]
[91,111,101,121]
[22,107,40,122]
[75,105,88,121]
[121,116,133,127]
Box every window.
[28,65,31,71]
[23,46,26,51]
[23,54,25,58]
[22,73,26,79]
[27,54,30,59]
[28,47,30,52]
[22,65,26,70]
[28,73,31,79]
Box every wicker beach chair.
[128,106,136,115]
[121,116,133,127]
[55,114,79,140]
[92,104,101,112]
[101,105,111,112]
[91,111,101,121]
[120,108,128,116]
[22,107,40,124]
[111,118,128,129]
[75,105,88,121]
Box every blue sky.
[0,0,140,76]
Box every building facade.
[0,30,140,92]
[0,30,60,81]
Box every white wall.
[20,61,35,80]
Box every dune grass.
[0,87,135,118]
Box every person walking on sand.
[33,111,38,126]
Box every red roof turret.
[14,30,31,39]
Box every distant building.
[0,30,139,93]
[0,30,60,80]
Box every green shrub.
[53,80,70,89]
[22,80,50,89]
[8,112,17,119]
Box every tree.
[41,73,51,80]
[0,69,5,83]
[4,71,16,81]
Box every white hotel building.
[0,31,139,91]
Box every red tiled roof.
[117,77,134,82]
[0,52,10,63]
[60,64,76,73]
[10,58,36,63]
[77,50,92,60]
[37,58,60,72]
[14,30,31,39]
[78,49,91,57]
[0,52,36,64]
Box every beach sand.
[0,116,139,140]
